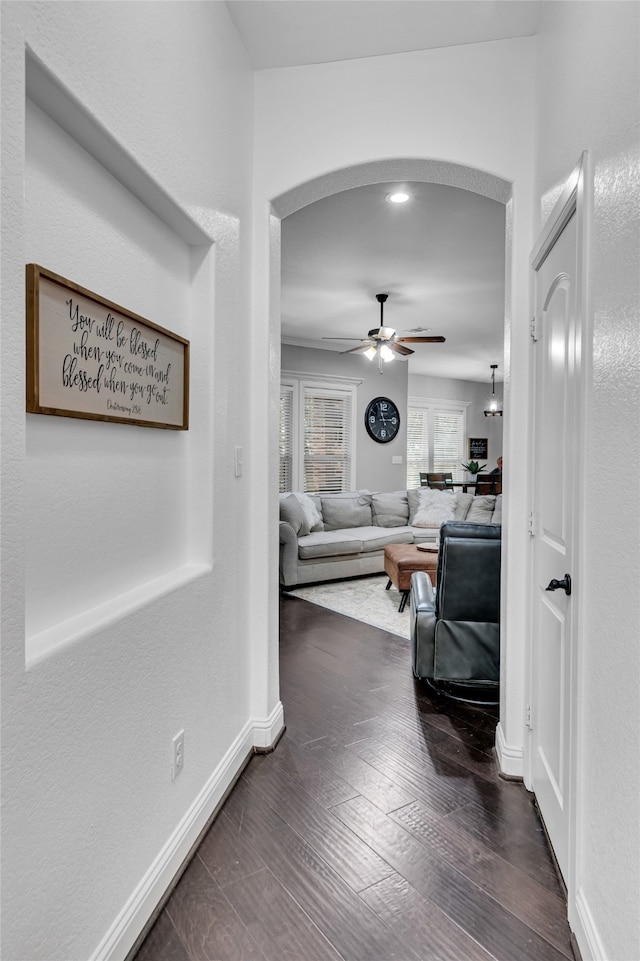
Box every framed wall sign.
[468,437,488,460]
[26,264,189,430]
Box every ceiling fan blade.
[395,336,446,344]
[341,343,374,355]
[389,341,414,356]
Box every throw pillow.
[407,487,423,525]
[280,494,310,536]
[308,494,324,531]
[412,488,458,528]
[293,492,323,531]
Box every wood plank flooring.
[132,590,573,961]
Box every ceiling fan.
[324,293,445,370]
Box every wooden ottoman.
[384,543,439,612]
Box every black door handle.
[546,574,572,596]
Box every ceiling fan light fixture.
[333,293,444,372]
[385,190,410,204]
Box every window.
[279,385,294,493]
[433,408,465,476]
[406,406,429,489]
[303,386,353,492]
[280,375,357,493]
[406,397,468,487]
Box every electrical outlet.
[171,730,185,780]
[392,455,403,464]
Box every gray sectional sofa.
[279,488,502,588]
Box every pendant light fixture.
[484,364,503,417]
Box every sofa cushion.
[410,526,441,541]
[320,492,373,531]
[279,493,310,536]
[371,491,410,528]
[297,530,364,560]
[412,488,459,528]
[357,526,414,552]
[492,494,503,524]
[466,495,497,523]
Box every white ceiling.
[228,0,544,382]
[281,181,507,381]
[226,1,544,70]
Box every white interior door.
[530,193,581,884]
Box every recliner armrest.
[410,571,437,679]
[411,570,436,611]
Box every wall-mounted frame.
[26,264,189,429]
[468,437,488,460]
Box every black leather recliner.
[410,521,502,701]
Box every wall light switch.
[171,729,185,781]
[234,447,243,477]
[392,455,403,465]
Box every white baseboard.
[252,700,286,751]
[91,702,285,961]
[495,721,524,779]
[572,886,606,961]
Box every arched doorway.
[268,157,515,749]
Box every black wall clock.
[365,396,401,443]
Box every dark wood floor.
[133,592,573,961]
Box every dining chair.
[475,475,501,495]
[422,472,454,491]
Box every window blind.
[303,387,352,493]
[406,407,430,489]
[433,409,465,478]
[279,384,294,492]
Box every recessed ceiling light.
[386,191,410,204]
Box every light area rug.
[289,574,410,639]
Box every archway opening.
[270,156,512,720]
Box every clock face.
[365,396,401,443]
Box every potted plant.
[460,459,488,481]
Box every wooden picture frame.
[26,264,189,430]
[468,437,488,460]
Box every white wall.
[282,343,409,492]
[254,34,536,784]
[534,4,640,960]
[1,4,282,960]
[409,372,504,472]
